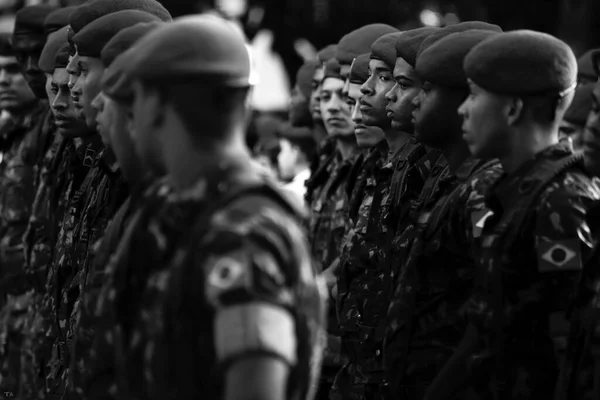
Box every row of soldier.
[0,2,597,400]
[293,21,600,400]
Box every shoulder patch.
[537,238,582,272]
[205,252,251,306]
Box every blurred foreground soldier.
[12,4,57,99]
[556,55,600,400]
[426,30,600,400]
[384,25,504,400]
[91,15,326,400]
[577,48,600,85]
[559,83,593,150]
[277,123,315,202]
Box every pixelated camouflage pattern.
[384,157,502,399]
[443,142,600,400]
[306,136,340,206]
[333,139,429,399]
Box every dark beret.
[418,21,502,59]
[0,33,14,57]
[417,30,499,90]
[125,15,250,87]
[563,83,594,126]
[55,43,70,69]
[44,6,77,35]
[464,30,577,96]
[317,44,337,63]
[295,60,320,98]
[370,32,404,69]
[323,58,342,80]
[578,48,600,80]
[69,0,172,34]
[73,10,161,59]
[336,23,398,65]
[395,27,439,67]
[39,26,68,74]
[349,53,370,84]
[14,5,57,37]
[101,21,163,68]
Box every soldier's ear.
[506,97,524,126]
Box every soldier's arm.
[202,198,325,400]
[534,184,599,360]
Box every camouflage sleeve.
[533,178,599,356]
[197,196,325,369]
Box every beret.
[464,30,578,96]
[55,43,70,69]
[323,58,342,80]
[317,44,337,63]
[349,53,370,84]
[69,0,171,34]
[39,26,68,74]
[13,5,57,37]
[418,21,502,58]
[417,30,499,90]
[101,21,163,68]
[395,27,439,67]
[295,60,320,98]
[0,33,14,57]
[337,23,398,65]
[73,10,161,59]
[563,83,594,125]
[125,15,250,86]
[44,6,77,35]
[578,48,600,79]
[370,32,404,69]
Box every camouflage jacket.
[555,198,600,400]
[87,160,326,400]
[1,133,102,400]
[335,138,429,384]
[0,101,54,302]
[306,136,340,206]
[383,157,502,398]
[432,142,600,400]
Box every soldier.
[291,60,320,129]
[555,49,600,400]
[383,25,504,400]
[68,20,164,399]
[90,15,325,400]
[426,30,600,400]
[277,124,315,201]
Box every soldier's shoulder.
[538,166,600,210]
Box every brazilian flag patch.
[537,238,582,272]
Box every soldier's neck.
[385,128,411,155]
[500,130,559,174]
[442,140,471,174]
[336,137,357,160]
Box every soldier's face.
[384,57,421,133]
[583,82,600,177]
[45,73,54,103]
[105,96,142,181]
[360,59,395,129]
[11,34,47,99]
[458,80,510,159]
[51,67,90,138]
[0,55,36,111]
[412,81,465,149]
[91,91,111,147]
[320,77,355,139]
[73,55,104,130]
[289,84,311,127]
[310,67,324,122]
[347,81,383,148]
[131,80,166,176]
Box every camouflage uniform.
[0,101,54,396]
[306,136,339,206]
[428,142,600,400]
[384,156,502,400]
[555,198,600,400]
[88,163,326,400]
[0,101,53,303]
[16,135,104,400]
[332,138,431,400]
